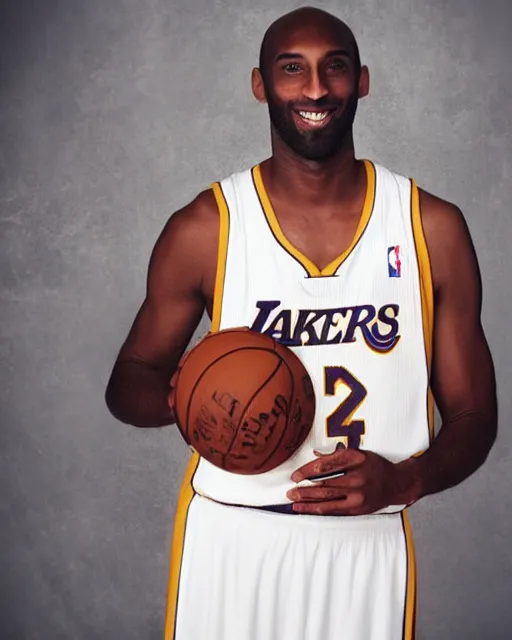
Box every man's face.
[261,27,362,161]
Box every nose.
[303,69,328,101]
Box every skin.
[105,7,497,514]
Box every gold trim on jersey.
[164,451,200,640]
[252,160,376,278]
[402,511,417,639]
[211,182,231,332]
[165,184,230,639]
[411,179,435,442]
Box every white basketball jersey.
[190,160,434,510]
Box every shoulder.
[418,188,473,258]
[158,164,253,243]
[419,188,470,246]
[147,188,221,288]
[151,188,220,258]
[163,188,219,239]
[155,163,255,254]
[418,188,479,294]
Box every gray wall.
[1,0,511,638]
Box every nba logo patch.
[388,245,402,278]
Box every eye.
[327,60,348,73]
[283,63,302,74]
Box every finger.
[312,442,346,457]
[292,499,350,516]
[291,449,366,482]
[292,492,367,516]
[287,485,347,502]
[305,471,365,491]
[288,472,365,501]
[319,470,365,489]
[176,347,193,370]
[176,331,209,373]
[169,369,179,389]
[168,387,176,412]
[309,444,351,481]
[337,490,365,511]
[169,352,190,391]
[309,469,346,483]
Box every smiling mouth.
[293,110,335,129]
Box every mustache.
[287,98,342,111]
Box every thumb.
[313,442,346,457]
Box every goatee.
[266,91,359,161]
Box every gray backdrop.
[1,0,511,638]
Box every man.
[105,7,497,640]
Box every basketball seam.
[181,346,284,448]
[256,352,298,470]
[200,327,262,344]
[227,358,285,464]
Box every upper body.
[105,7,497,515]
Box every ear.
[358,65,370,99]
[252,68,267,103]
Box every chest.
[274,206,363,273]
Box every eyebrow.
[274,48,352,63]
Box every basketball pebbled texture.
[174,327,316,474]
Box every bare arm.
[105,190,219,427]
[394,191,498,501]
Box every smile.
[299,111,330,121]
[293,110,335,129]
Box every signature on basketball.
[283,374,315,451]
[237,394,289,453]
[193,390,308,461]
[192,402,237,456]
[283,400,306,452]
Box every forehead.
[270,22,355,60]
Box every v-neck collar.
[251,160,377,278]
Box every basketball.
[172,327,316,474]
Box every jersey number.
[324,366,367,449]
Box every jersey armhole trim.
[410,179,435,442]
[210,182,231,333]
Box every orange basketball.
[173,327,316,474]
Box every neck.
[263,129,364,206]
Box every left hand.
[286,447,417,515]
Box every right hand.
[168,369,179,413]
